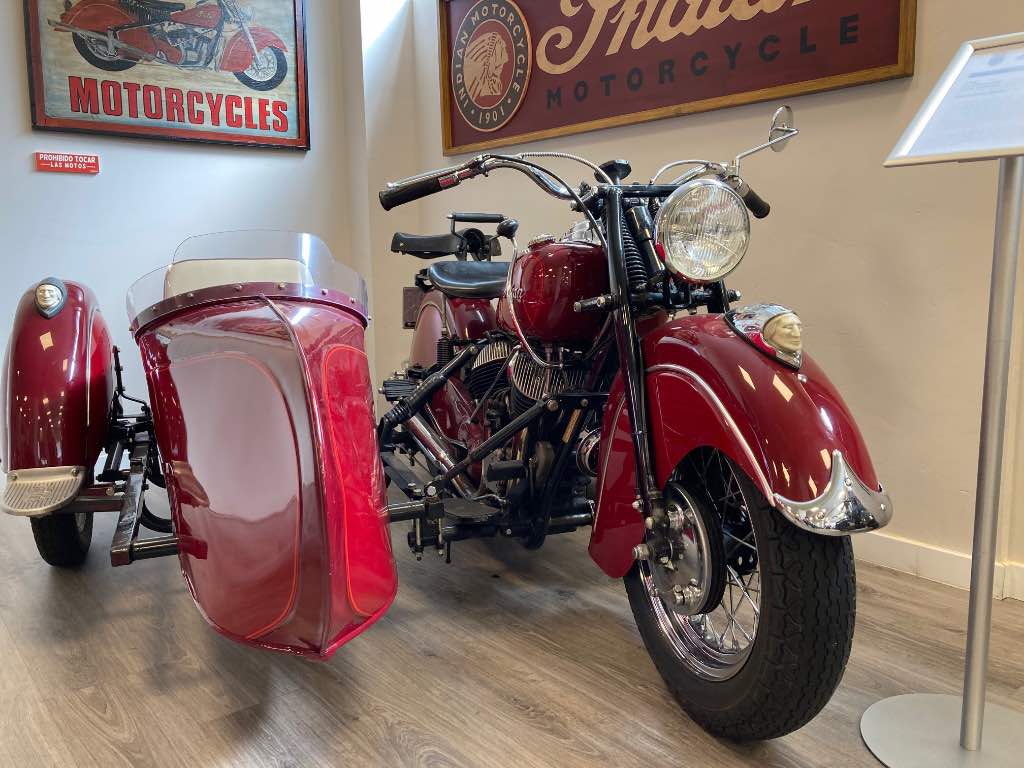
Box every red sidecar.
[3,231,396,659]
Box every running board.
[1,466,86,517]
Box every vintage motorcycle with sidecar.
[1,108,891,741]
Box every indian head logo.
[452,0,532,133]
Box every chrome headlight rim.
[727,303,803,369]
[34,277,67,319]
[654,178,751,284]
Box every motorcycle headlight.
[655,178,750,283]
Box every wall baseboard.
[852,531,1020,600]
[1003,561,1024,602]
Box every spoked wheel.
[234,47,288,91]
[72,34,137,72]
[624,450,856,741]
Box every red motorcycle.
[1,108,891,741]
[50,0,289,91]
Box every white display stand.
[861,32,1024,767]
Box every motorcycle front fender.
[589,313,891,579]
[60,0,135,32]
[219,27,288,73]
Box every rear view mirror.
[769,106,796,153]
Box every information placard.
[887,32,1024,167]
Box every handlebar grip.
[741,186,771,219]
[379,175,448,211]
[450,212,506,224]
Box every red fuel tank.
[169,3,223,28]
[498,238,609,345]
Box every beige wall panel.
[357,0,1024,561]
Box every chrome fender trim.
[774,451,892,535]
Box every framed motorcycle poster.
[23,0,310,150]
[438,0,917,155]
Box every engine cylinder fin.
[509,355,586,416]
[467,340,512,400]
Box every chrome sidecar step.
[1,466,86,517]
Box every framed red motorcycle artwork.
[22,0,310,149]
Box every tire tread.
[625,461,856,741]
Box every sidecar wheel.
[234,47,288,92]
[72,34,137,72]
[624,452,855,741]
[30,512,93,568]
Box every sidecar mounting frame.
[40,347,181,566]
[108,429,178,566]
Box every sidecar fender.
[589,313,889,579]
[219,27,288,73]
[2,281,113,514]
[60,0,135,32]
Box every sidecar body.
[127,231,396,657]
[2,231,396,660]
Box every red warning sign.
[35,152,100,175]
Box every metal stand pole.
[860,157,1024,766]
[962,156,1024,749]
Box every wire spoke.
[728,566,761,619]
[724,530,757,552]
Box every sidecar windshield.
[127,230,368,330]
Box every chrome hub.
[638,453,763,682]
[644,483,725,617]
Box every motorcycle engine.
[509,355,587,416]
[466,341,588,416]
[162,27,216,67]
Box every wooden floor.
[1,505,1023,768]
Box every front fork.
[604,189,668,529]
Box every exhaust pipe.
[404,415,476,498]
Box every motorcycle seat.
[428,261,509,300]
[126,0,187,11]
[392,232,464,259]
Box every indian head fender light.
[34,278,67,319]
[728,304,803,369]
[654,178,750,283]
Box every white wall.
[357,0,1024,591]
[360,0,428,382]
[0,0,370,394]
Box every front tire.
[624,452,855,741]
[30,512,93,568]
[234,47,288,92]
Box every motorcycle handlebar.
[379,163,481,211]
[726,175,771,220]
[380,158,774,220]
[741,185,771,219]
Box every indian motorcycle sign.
[23,0,309,149]
[440,0,917,154]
